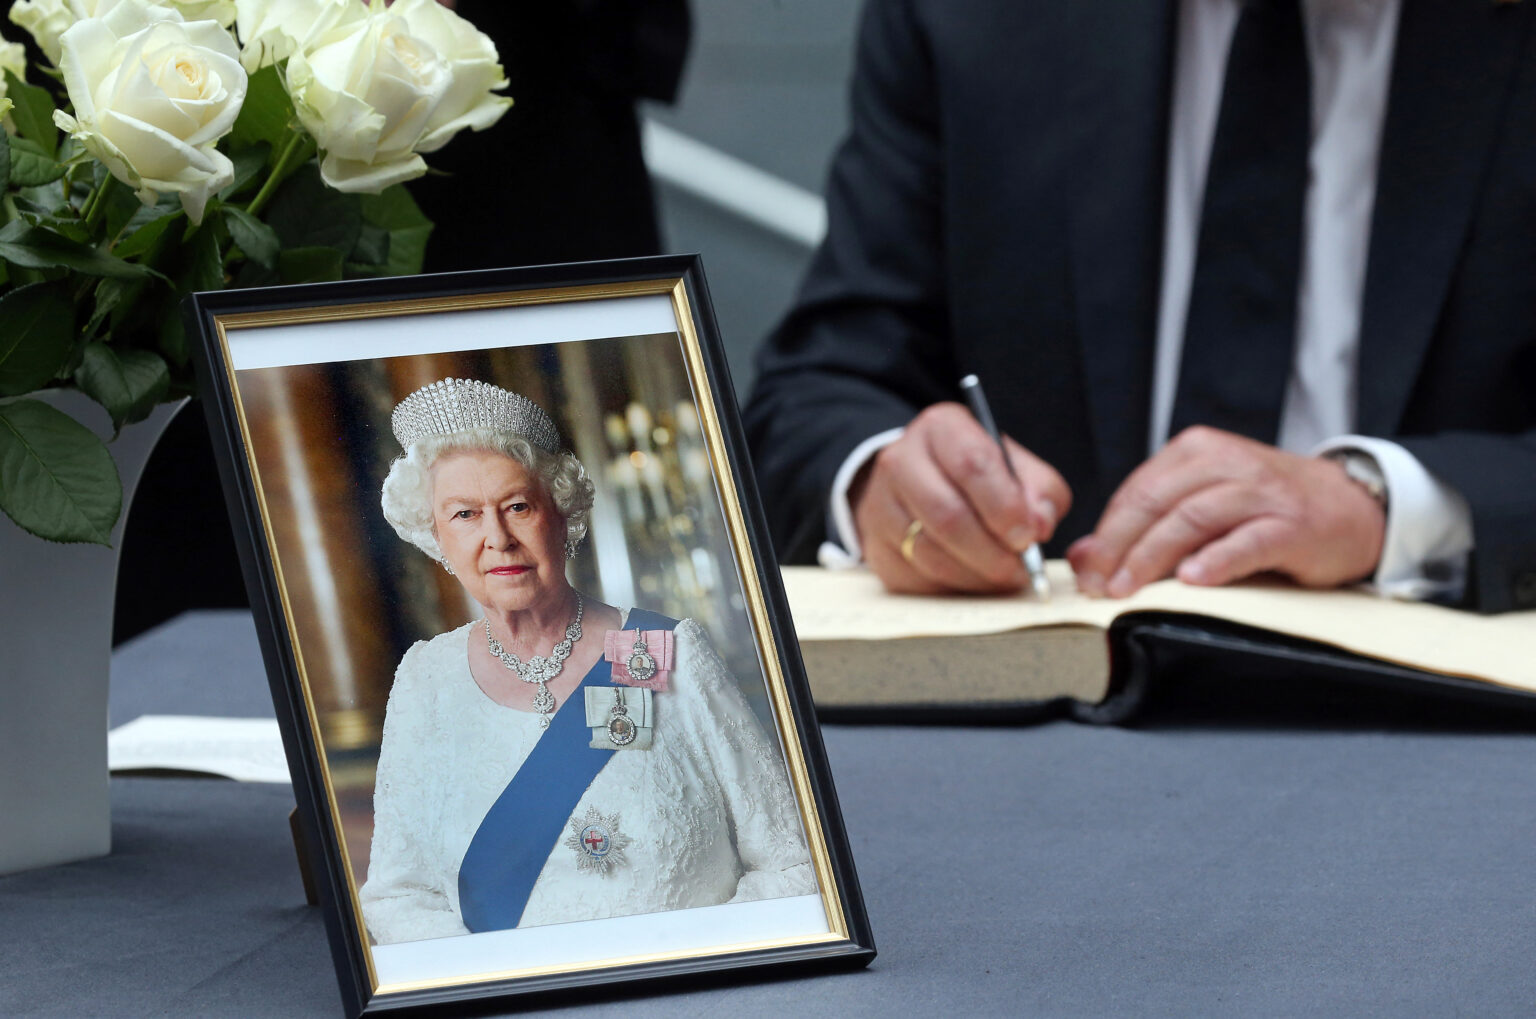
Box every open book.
[781,562,1536,718]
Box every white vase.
[0,390,186,876]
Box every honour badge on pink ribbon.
[604,629,674,690]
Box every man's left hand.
[1066,426,1387,597]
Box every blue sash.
[457,608,678,934]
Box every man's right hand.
[850,403,1071,594]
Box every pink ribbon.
[604,629,674,690]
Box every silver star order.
[564,806,633,874]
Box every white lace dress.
[358,613,816,946]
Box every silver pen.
[958,374,1052,601]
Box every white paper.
[107,715,290,784]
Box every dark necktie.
[1169,0,1312,443]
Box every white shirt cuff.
[1312,435,1473,602]
[816,427,905,570]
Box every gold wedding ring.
[900,518,924,564]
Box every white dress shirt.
[823,0,1473,601]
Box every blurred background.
[233,335,775,880]
[117,0,864,643]
[643,0,859,394]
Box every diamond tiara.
[391,378,562,453]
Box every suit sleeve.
[742,0,958,563]
[1397,432,1536,613]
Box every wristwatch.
[1324,449,1389,513]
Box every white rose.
[156,0,237,28]
[1,31,26,90]
[286,0,510,194]
[72,0,233,23]
[53,1,248,224]
[0,32,23,129]
[372,0,509,155]
[233,0,353,72]
[8,0,73,65]
[9,0,222,65]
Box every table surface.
[3,610,1534,1018]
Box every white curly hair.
[380,427,595,565]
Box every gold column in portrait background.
[239,367,393,751]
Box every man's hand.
[852,403,1072,594]
[1067,426,1386,597]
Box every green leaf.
[59,331,89,380]
[0,130,10,191]
[107,279,151,336]
[12,183,69,219]
[74,343,170,430]
[158,309,188,366]
[5,135,66,186]
[102,177,148,241]
[264,163,361,253]
[229,64,298,153]
[230,259,278,289]
[0,221,156,280]
[223,205,280,269]
[4,70,58,158]
[113,210,180,260]
[342,261,387,279]
[0,283,75,397]
[118,350,170,420]
[358,185,432,277]
[0,397,121,544]
[84,278,129,338]
[349,222,390,267]
[178,221,225,294]
[278,245,344,283]
[16,208,90,243]
[221,142,271,200]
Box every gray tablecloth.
[3,611,1533,1017]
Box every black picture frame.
[184,255,875,1016]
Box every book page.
[781,562,1536,693]
[783,561,1119,638]
[108,715,290,783]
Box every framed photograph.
[184,256,875,1016]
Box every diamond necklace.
[484,592,584,729]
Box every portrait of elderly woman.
[358,377,816,945]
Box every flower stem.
[80,181,107,230]
[246,132,307,219]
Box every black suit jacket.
[744,0,1536,613]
